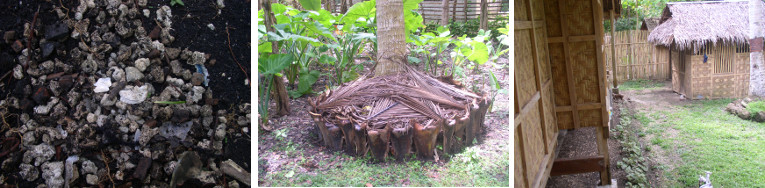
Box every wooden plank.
[550,155,605,176]
[592,0,610,184]
[515,92,541,129]
[554,103,602,112]
[558,0,580,129]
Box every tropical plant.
[408,25,452,75]
[258,54,294,125]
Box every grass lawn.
[618,79,666,91]
[640,99,765,187]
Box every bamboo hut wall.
[670,43,750,99]
[603,30,670,81]
[514,0,558,186]
[545,0,607,130]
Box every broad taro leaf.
[309,9,336,29]
[341,0,376,31]
[403,0,424,34]
[258,54,294,76]
[258,42,272,54]
[352,32,376,42]
[267,28,322,46]
[298,21,335,42]
[319,54,337,65]
[467,41,489,65]
[294,70,321,98]
[298,0,321,11]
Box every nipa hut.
[639,17,660,31]
[516,0,617,187]
[648,0,765,99]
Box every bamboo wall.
[603,30,670,81]
[515,0,611,187]
[514,0,557,186]
[418,0,508,24]
[675,44,751,99]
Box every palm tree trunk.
[262,0,291,116]
[750,0,765,96]
[374,0,407,76]
[479,0,488,30]
[441,0,450,25]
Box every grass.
[639,99,765,187]
[260,146,509,187]
[260,124,510,187]
[618,79,665,91]
[747,100,765,115]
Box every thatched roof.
[640,17,660,31]
[647,0,765,51]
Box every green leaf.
[298,0,321,11]
[290,70,321,98]
[154,101,186,104]
[319,54,337,65]
[285,170,295,178]
[467,41,489,65]
[407,56,421,64]
[258,42,272,54]
[341,0,376,30]
[489,71,500,90]
[258,54,294,76]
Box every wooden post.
[610,0,618,93]
[463,0,468,21]
[596,126,611,185]
[452,0,458,22]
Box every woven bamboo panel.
[537,29,551,82]
[691,76,710,98]
[543,0,562,37]
[579,109,602,127]
[522,104,543,187]
[556,111,573,130]
[549,43,571,106]
[515,30,537,107]
[531,0,544,19]
[563,1,594,36]
[514,130,526,188]
[542,84,557,154]
[684,54,694,97]
[712,75,736,98]
[571,41,601,104]
[515,0,527,21]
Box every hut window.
[736,43,750,53]
[714,45,734,74]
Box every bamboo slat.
[603,30,670,81]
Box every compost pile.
[309,66,490,161]
[0,0,250,187]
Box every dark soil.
[0,0,250,187]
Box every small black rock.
[44,22,69,40]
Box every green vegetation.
[618,79,665,91]
[261,143,509,187]
[746,100,765,115]
[639,99,765,187]
[612,107,650,188]
[257,0,505,125]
